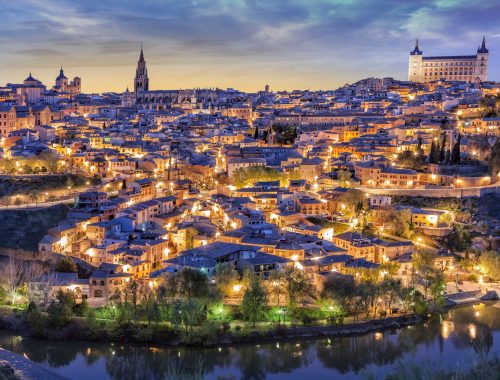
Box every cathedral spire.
[410,38,422,55]
[139,44,144,62]
[478,36,489,53]
[134,45,149,97]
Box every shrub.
[25,302,47,337]
[207,303,232,322]
[55,257,78,273]
[134,326,155,342]
[290,308,322,326]
[0,286,6,304]
[198,320,220,346]
[46,290,76,328]
[73,298,89,317]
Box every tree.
[240,274,267,327]
[379,278,402,312]
[268,270,287,306]
[66,177,75,188]
[46,289,76,328]
[447,224,471,252]
[253,126,259,139]
[172,298,204,336]
[317,298,345,324]
[479,94,500,117]
[390,208,414,239]
[0,286,6,304]
[412,250,444,301]
[272,124,299,145]
[22,261,49,304]
[397,151,425,171]
[439,134,447,163]
[207,302,232,322]
[479,251,500,281]
[451,134,461,164]
[340,189,367,218]
[214,264,239,298]
[438,211,455,227]
[416,137,423,154]
[320,274,356,312]
[176,267,209,299]
[4,256,24,305]
[125,280,140,321]
[38,151,59,173]
[27,189,40,205]
[140,285,161,326]
[352,282,376,321]
[282,267,314,308]
[232,166,286,188]
[262,129,269,143]
[337,169,351,188]
[56,257,77,273]
[429,140,438,164]
[488,139,500,176]
[184,226,198,250]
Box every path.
[0,348,67,380]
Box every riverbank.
[1,302,499,380]
[0,348,66,380]
[220,314,422,346]
[0,307,422,349]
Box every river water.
[1,302,500,379]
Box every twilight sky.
[1,0,499,93]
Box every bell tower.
[475,36,489,82]
[408,38,423,82]
[134,45,149,98]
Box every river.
[1,302,500,379]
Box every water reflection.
[1,302,499,380]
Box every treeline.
[1,252,448,346]
[0,151,59,174]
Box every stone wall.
[360,185,500,198]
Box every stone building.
[408,37,489,83]
[53,67,81,94]
[0,105,16,138]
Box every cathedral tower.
[475,36,489,82]
[408,39,423,82]
[134,46,149,98]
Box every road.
[0,187,118,210]
[0,197,75,210]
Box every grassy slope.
[0,204,69,251]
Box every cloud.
[0,0,498,91]
[15,48,67,57]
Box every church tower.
[56,66,68,91]
[475,36,489,82]
[134,46,149,98]
[408,39,423,82]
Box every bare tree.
[23,261,51,305]
[5,256,25,305]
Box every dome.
[56,67,68,81]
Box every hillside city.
[0,40,499,355]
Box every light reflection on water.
[1,302,500,380]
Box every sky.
[1,0,499,93]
